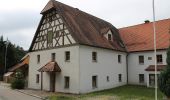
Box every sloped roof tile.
[30,0,125,52]
[119,19,170,52]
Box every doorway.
[50,72,56,92]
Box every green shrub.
[158,47,170,98]
[11,70,25,89]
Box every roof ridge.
[119,18,170,29]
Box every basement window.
[64,76,70,89]
[107,76,109,82]
[118,74,122,82]
[36,74,39,83]
[92,76,97,88]
[139,74,144,83]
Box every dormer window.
[104,30,112,41]
[108,34,112,41]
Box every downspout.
[78,45,80,94]
[126,53,129,84]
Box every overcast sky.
[0,0,170,50]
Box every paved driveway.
[0,84,41,100]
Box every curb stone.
[15,89,49,100]
[0,82,48,100]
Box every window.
[37,55,40,63]
[65,51,70,61]
[92,52,97,62]
[148,57,152,60]
[64,76,70,88]
[92,76,97,88]
[118,55,122,63]
[51,53,55,61]
[118,74,122,82]
[108,34,112,41]
[107,76,109,82]
[149,74,155,86]
[139,74,144,83]
[36,74,39,83]
[157,55,163,63]
[139,55,144,64]
[47,31,53,43]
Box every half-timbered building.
[27,0,170,94]
[28,0,127,94]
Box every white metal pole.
[152,0,157,100]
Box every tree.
[158,46,170,99]
[0,35,26,80]
[11,70,25,89]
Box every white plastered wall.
[79,45,127,93]
[127,50,167,86]
[28,45,80,94]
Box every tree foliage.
[11,70,25,89]
[158,46,170,98]
[0,35,26,78]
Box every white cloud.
[0,0,170,50]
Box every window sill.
[139,63,144,65]
[65,60,70,62]
[92,87,97,89]
[92,60,97,63]
[157,62,163,64]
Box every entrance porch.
[145,65,166,87]
[38,61,61,92]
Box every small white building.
[27,0,170,94]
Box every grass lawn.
[49,85,164,100]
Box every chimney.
[144,20,150,24]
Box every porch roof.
[38,61,61,72]
[145,65,166,71]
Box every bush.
[11,70,25,89]
[158,47,170,98]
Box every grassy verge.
[49,85,164,100]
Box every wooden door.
[50,72,56,92]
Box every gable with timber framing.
[29,0,126,52]
[30,10,76,51]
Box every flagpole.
[152,0,157,100]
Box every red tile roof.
[119,19,170,52]
[145,65,166,71]
[38,61,61,72]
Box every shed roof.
[9,55,29,72]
